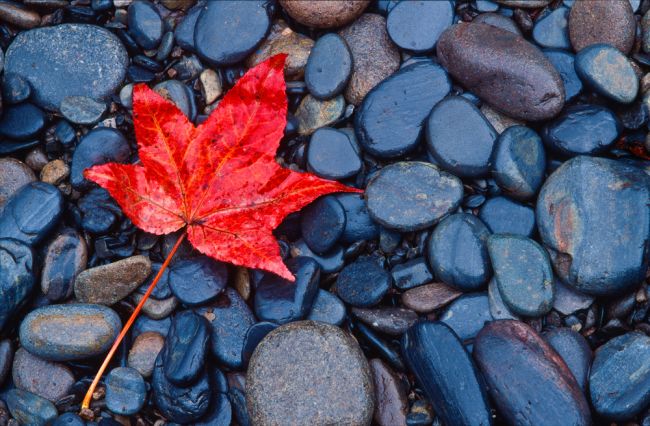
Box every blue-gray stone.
[336,193,379,243]
[59,96,106,125]
[292,239,345,273]
[305,34,351,100]
[300,195,346,255]
[386,0,454,53]
[0,239,34,333]
[241,322,278,367]
[307,127,362,180]
[428,213,492,292]
[336,258,391,308]
[440,293,493,342]
[19,304,121,361]
[391,257,434,290]
[174,1,203,52]
[401,321,492,426]
[543,49,582,102]
[162,311,209,386]
[127,0,163,50]
[105,367,146,416]
[71,128,130,190]
[3,389,58,426]
[306,290,346,326]
[133,315,171,338]
[590,332,650,420]
[169,256,227,306]
[366,162,463,232]
[488,234,555,317]
[2,72,31,105]
[473,12,521,35]
[532,7,570,49]
[0,103,45,140]
[0,182,63,246]
[537,156,650,296]
[52,413,85,426]
[5,24,128,111]
[490,125,546,201]
[355,60,450,158]
[544,328,592,392]
[479,196,536,237]
[153,80,197,120]
[575,43,638,104]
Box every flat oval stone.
[487,235,555,317]
[195,1,271,66]
[370,359,408,426]
[352,307,418,336]
[440,293,493,342]
[568,0,635,53]
[162,311,209,386]
[427,213,492,291]
[301,195,346,254]
[543,49,583,102]
[241,322,278,367]
[128,331,164,378]
[3,389,58,426]
[536,156,650,295]
[306,290,346,326]
[106,367,146,416]
[488,278,519,320]
[5,24,128,111]
[355,60,450,158]
[279,0,370,29]
[254,257,320,324]
[544,328,592,392]
[74,255,151,305]
[401,282,463,313]
[2,72,31,105]
[366,162,463,232]
[59,96,106,125]
[474,320,591,426]
[575,44,638,104]
[305,34,352,99]
[247,321,374,426]
[71,128,130,190]
[169,256,227,306]
[0,239,34,333]
[490,126,546,200]
[0,182,63,246]
[153,355,210,423]
[127,0,162,50]
[52,413,84,426]
[401,321,492,426]
[479,196,536,237]
[41,229,87,302]
[337,193,379,243]
[532,7,570,49]
[307,127,361,179]
[0,157,34,210]
[292,239,345,273]
[386,0,453,53]
[426,96,497,178]
[589,332,650,420]
[0,103,45,140]
[336,258,391,307]
[19,304,122,361]
[174,2,201,51]
[437,23,565,121]
[12,347,74,403]
[391,257,433,290]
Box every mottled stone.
[12,348,74,403]
[3,389,58,426]
[401,282,463,313]
[295,94,345,135]
[0,158,35,209]
[280,0,370,29]
[40,160,69,186]
[128,331,163,378]
[370,359,407,426]
[41,229,87,302]
[495,0,550,6]
[568,0,635,53]
[352,307,418,336]
[105,367,146,416]
[574,44,638,104]
[0,239,34,333]
[74,255,151,305]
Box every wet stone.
[241,322,278,367]
[199,69,222,104]
[195,367,232,426]
[386,0,453,53]
[366,162,463,232]
[5,24,128,111]
[133,316,171,338]
[105,367,146,416]
[532,7,570,50]
[295,94,345,135]
[3,389,58,426]
[247,321,374,426]
[153,80,197,121]
[307,127,361,180]
[401,282,463,314]
[440,293,493,342]
[355,60,450,158]
[0,182,63,246]
[479,196,536,237]
[352,307,418,336]
[488,234,555,317]
[474,320,592,426]
[0,239,34,333]
[279,0,370,29]
[589,332,650,420]
[128,331,164,378]
[536,156,650,295]
[301,195,346,254]
[437,23,565,121]
[544,328,592,392]
[0,340,12,388]
[490,125,546,200]
[162,311,209,386]
[0,158,35,209]
[336,258,391,307]
[59,96,106,125]
[370,358,408,426]
[41,229,85,302]
[568,0,635,53]
[2,72,31,105]
[305,34,352,99]
[19,303,121,361]
[52,413,84,426]
[71,128,130,190]
[401,322,492,426]
[169,256,227,306]
[337,193,379,244]
[306,289,346,326]
[391,257,433,291]
[291,239,345,273]
[195,1,271,66]
[575,44,638,104]
[0,103,45,140]
[127,0,163,50]
[40,160,69,186]
[339,13,400,106]
[473,12,521,35]
[0,1,40,29]
[12,347,74,403]
[255,257,320,324]
[428,213,491,292]
[174,1,202,52]
[543,49,583,102]
[133,293,178,320]
[74,255,151,305]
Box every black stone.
[241,322,278,366]
[300,195,346,254]
[0,239,33,333]
[127,0,163,50]
[307,127,362,180]
[352,307,418,336]
[169,256,228,306]
[440,293,493,342]
[153,79,197,120]
[292,239,345,273]
[306,289,346,326]
[391,257,434,290]
[336,258,391,308]
[543,49,582,102]
[336,193,379,244]
[41,229,87,302]
[174,1,203,52]
[479,196,535,237]
[0,103,45,140]
[305,34,352,99]
[52,413,85,426]
[386,0,453,53]
[71,128,130,190]
[2,72,31,105]
[162,311,210,386]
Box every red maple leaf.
[84,54,360,280]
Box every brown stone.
[246,19,314,80]
[12,348,75,403]
[279,0,370,29]
[295,94,345,135]
[0,158,35,209]
[234,266,251,301]
[495,0,550,7]
[339,13,400,106]
[128,332,164,378]
[401,283,463,313]
[132,293,178,320]
[24,148,48,172]
[568,0,635,54]
[199,69,222,105]
[0,1,40,29]
[160,0,195,10]
[351,307,418,336]
[40,159,69,185]
[370,359,407,426]
[437,23,565,121]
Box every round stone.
[74,255,151,305]
[247,321,374,426]
[0,103,45,140]
[0,158,35,209]
[386,0,453,53]
[532,6,570,50]
[5,24,128,111]
[2,72,31,105]
[366,161,463,232]
[427,213,492,292]
[128,331,164,378]
[574,44,638,104]
[568,0,635,53]
[543,49,583,102]
[169,256,228,306]
[337,193,379,243]
[336,258,391,307]
[307,127,361,179]
[426,95,497,178]
[544,328,592,392]
[153,80,197,120]
[300,195,346,255]
[279,0,370,29]
[127,0,163,50]
[307,290,347,326]
[59,96,106,125]
[105,367,146,416]
[70,127,130,190]
[305,34,352,99]
[12,347,74,403]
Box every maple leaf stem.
[80,230,188,416]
